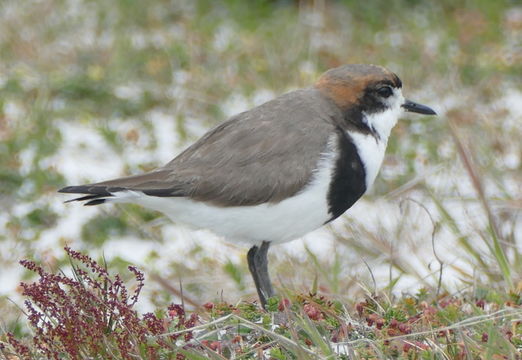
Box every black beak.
[402,99,437,115]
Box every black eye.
[377,86,393,98]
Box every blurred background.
[1,0,521,322]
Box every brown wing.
[59,88,340,207]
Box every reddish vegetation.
[2,248,521,359]
[5,247,197,360]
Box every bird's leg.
[247,241,274,308]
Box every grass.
[1,248,521,359]
[0,0,521,358]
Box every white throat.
[350,89,404,189]
[363,89,404,140]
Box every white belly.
[116,147,338,245]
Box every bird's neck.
[339,107,398,144]
[360,104,401,143]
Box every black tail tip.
[84,199,106,206]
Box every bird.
[59,64,436,308]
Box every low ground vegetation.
[1,248,520,359]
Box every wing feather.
[59,88,341,207]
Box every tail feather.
[84,198,107,206]
[59,185,124,195]
[59,185,117,206]
[58,170,188,206]
[64,194,110,203]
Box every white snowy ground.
[2,82,521,314]
[0,1,520,313]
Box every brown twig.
[150,273,202,309]
[447,120,502,242]
[448,118,512,288]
